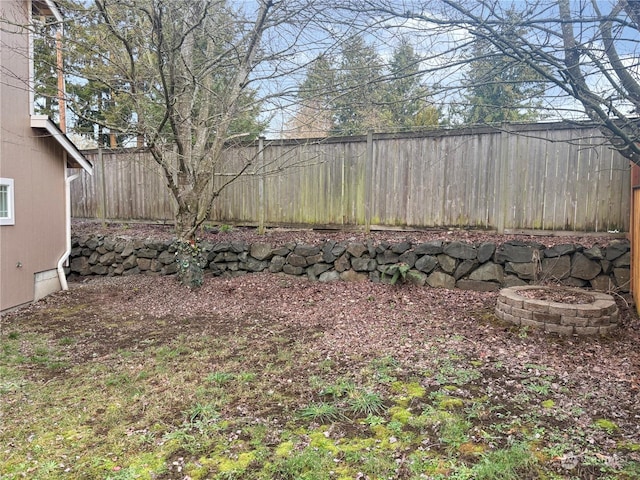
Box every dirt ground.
[3,224,640,478]
[5,267,640,419]
[12,222,640,411]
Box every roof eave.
[32,0,63,22]
[30,115,94,174]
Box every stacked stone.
[68,235,630,293]
[496,286,619,335]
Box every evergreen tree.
[331,35,387,136]
[290,37,440,137]
[461,10,546,124]
[385,39,440,129]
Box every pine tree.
[385,39,440,130]
[462,10,546,124]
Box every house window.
[0,178,15,225]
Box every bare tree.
[48,0,349,285]
[358,0,640,163]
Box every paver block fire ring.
[495,285,618,335]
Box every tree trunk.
[174,181,206,288]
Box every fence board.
[72,122,631,232]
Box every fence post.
[99,146,107,226]
[257,136,266,234]
[365,130,373,233]
[496,125,510,234]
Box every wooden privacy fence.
[71,121,631,232]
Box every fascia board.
[30,115,94,174]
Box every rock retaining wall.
[68,235,631,292]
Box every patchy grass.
[1,274,639,479]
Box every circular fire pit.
[495,285,618,335]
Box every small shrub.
[382,263,410,285]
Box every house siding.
[0,1,67,311]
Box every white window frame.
[0,178,15,226]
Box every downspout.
[57,163,80,291]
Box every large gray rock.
[120,242,135,257]
[600,259,613,274]
[346,242,368,257]
[377,250,400,265]
[477,242,496,263]
[334,254,351,272]
[103,237,117,251]
[163,262,178,275]
[70,256,91,275]
[214,251,238,262]
[443,241,476,260]
[590,275,614,292]
[305,253,324,265]
[613,252,630,268]
[437,254,457,273]
[454,259,478,280]
[352,257,376,272]
[230,241,248,253]
[503,275,528,287]
[90,264,108,275]
[307,263,332,278]
[541,256,571,280]
[88,251,100,265]
[505,261,537,280]
[562,277,587,287]
[405,270,427,286]
[250,243,273,261]
[121,265,140,276]
[571,252,601,280]
[283,264,303,275]
[158,250,175,265]
[294,244,320,257]
[269,255,286,273]
[427,271,456,289]
[137,258,152,271]
[85,237,100,250]
[582,245,604,260]
[469,263,504,283]
[415,255,438,273]
[272,246,291,256]
[243,258,269,272]
[414,240,443,255]
[287,253,307,267]
[495,241,541,263]
[212,242,231,253]
[99,251,117,266]
[136,248,158,261]
[144,239,167,251]
[322,241,337,263]
[392,241,412,254]
[605,240,630,261]
[122,254,138,270]
[331,243,347,257]
[319,271,341,282]
[398,251,417,268]
[544,244,578,258]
